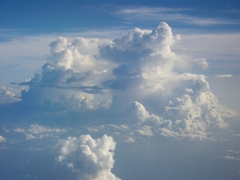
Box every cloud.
[223,149,240,161]
[173,33,240,63]
[136,125,154,136]
[16,36,112,111]
[215,74,233,78]
[0,86,23,104]
[0,135,6,143]
[224,156,240,161]
[125,137,135,143]
[57,134,120,180]
[131,101,164,125]
[14,124,67,140]
[113,6,240,26]
[5,22,236,141]
[99,22,207,90]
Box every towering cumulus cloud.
[57,134,120,180]
[16,22,236,140]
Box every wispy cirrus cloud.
[215,74,233,78]
[113,6,240,26]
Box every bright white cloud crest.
[14,22,236,141]
[57,134,120,180]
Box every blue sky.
[1,0,240,180]
[1,0,240,34]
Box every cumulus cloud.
[9,22,236,140]
[0,135,6,143]
[17,36,113,111]
[99,22,178,89]
[14,124,67,140]
[57,134,120,180]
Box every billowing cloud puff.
[10,22,236,140]
[128,72,236,139]
[99,22,176,90]
[17,36,112,111]
[57,134,120,180]
[99,22,207,90]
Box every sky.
[0,0,240,179]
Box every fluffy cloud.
[99,22,178,89]
[14,124,67,140]
[124,71,236,139]
[16,36,112,111]
[7,22,235,140]
[57,134,120,180]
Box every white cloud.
[125,137,135,143]
[0,135,6,143]
[109,124,129,131]
[128,73,236,139]
[113,6,240,26]
[136,125,154,136]
[26,133,36,140]
[224,155,240,160]
[223,149,240,161]
[99,22,207,90]
[17,36,113,111]
[0,86,22,104]
[7,22,236,141]
[224,155,235,160]
[14,124,67,140]
[14,128,26,133]
[215,74,233,78]
[57,134,120,180]
[28,124,66,134]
